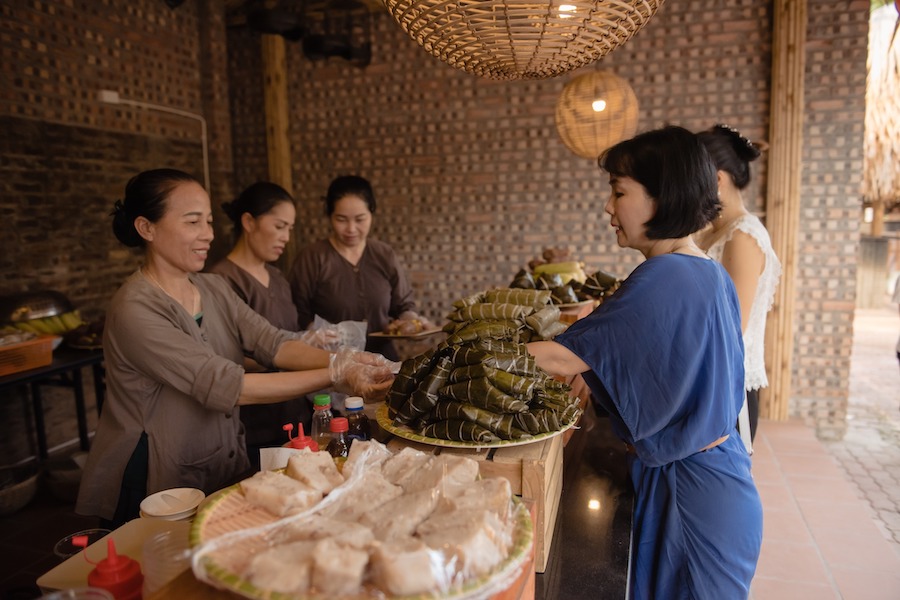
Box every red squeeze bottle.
[81,537,144,600]
[283,422,319,451]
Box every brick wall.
[0,0,869,450]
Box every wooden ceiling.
[223,0,385,27]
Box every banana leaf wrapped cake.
[387,288,583,443]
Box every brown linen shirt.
[208,258,310,448]
[208,259,299,331]
[75,271,293,520]
[289,238,417,358]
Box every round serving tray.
[190,473,534,600]
[376,403,581,449]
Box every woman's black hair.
[221,181,294,237]
[598,126,720,239]
[324,175,376,216]
[697,124,762,190]
[111,168,200,248]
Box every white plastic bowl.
[140,487,204,519]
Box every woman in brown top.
[76,169,394,528]
[210,182,323,468]
[289,175,431,360]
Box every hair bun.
[713,124,762,162]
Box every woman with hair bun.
[697,124,782,444]
[209,181,320,468]
[76,169,395,528]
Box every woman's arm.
[720,230,765,332]
[238,369,332,405]
[271,339,332,371]
[527,341,590,377]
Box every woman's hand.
[329,347,398,399]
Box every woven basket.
[0,472,39,516]
[381,0,665,80]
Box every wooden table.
[0,346,104,458]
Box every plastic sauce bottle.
[283,422,319,451]
[326,417,351,460]
[344,396,371,444]
[82,538,144,600]
[310,394,334,451]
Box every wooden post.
[761,0,807,422]
[261,33,296,270]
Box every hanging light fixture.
[380,0,665,80]
[555,70,639,159]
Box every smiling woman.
[75,169,397,529]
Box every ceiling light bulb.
[592,99,607,112]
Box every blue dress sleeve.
[556,255,745,467]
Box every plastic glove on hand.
[297,328,341,350]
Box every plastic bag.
[307,315,367,352]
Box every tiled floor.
[1,307,899,599]
[749,419,900,599]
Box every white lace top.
[706,215,782,391]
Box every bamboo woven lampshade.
[555,70,639,159]
[380,0,665,80]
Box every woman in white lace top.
[697,125,782,442]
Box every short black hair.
[599,126,720,239]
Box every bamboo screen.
[863,3,900,214]
[380,0,665,80]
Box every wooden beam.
[261,33,296,270]
[761,0,807,422]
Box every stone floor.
[822,307,900,555]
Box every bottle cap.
[313,394,332,408]
[329,417,349,433]
[345,396,364,411]
[283,423,320,451]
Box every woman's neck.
[711,190,749,233]
[142,260,200,315]
[329,236,365,266]
[645,237,705,259]
[227,238,269,286]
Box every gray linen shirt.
[75,271,293,519]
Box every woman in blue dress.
[528,126,762,599]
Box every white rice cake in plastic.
[239,470,322,517]
[285,449,344,494]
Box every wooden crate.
[385,434,564,574]
[0,335,54,377]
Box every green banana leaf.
[525,305,562,335]
[444,319,523,345]
[395,356,453,425]
[440,378,529,414]
[451,291,487,310]
[387,348,437,416]
[419,419,499,443]
[472,338,527,355]
[448,302,535,322]
[428,400,532,440]
[485,288,552,308]
[448,364,536,397]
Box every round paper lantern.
[381,0,665,80]
[555,70,640,159]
